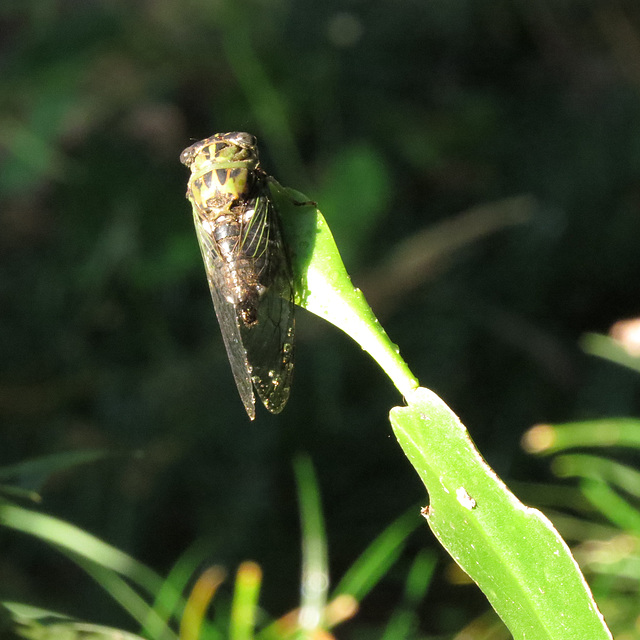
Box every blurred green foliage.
[2,0,640,637]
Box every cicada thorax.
[190,167,276,329]
[188,163,257,210]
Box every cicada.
[180,132,295,420]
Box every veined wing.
[191,206,256,419]
[238,192,295,414]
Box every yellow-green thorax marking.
[181,132,260,210]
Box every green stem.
[272,182,419,400]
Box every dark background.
[2,1,640,636]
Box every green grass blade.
[0,502,164,596]
[143,542,211,639]
[5,558,173,640]
[390,388,612,640]
[180,567,226,640]
[15,619,147,640]
[580,478,640,535]
[380,550,437,640]
[229,562,262,640]
[221,29,309,191]
[0,485,41,504]
[332,508,419,601]
[65,552,177,640]
[293,455,329,632]
[523,418,640,454]
[402,549,437,605]
[553,454,640,498]
[0,450,113,484]
[2,601,72,623]
[581,332,640,374]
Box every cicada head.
[180,132,259,169]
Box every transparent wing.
[191,206,256,419]
[239,194,295,414]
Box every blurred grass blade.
[452,610,511,640]
[15,619,147,640]
[180,567,226,640]
[5,557,171,640]
[553,454,640,498]
[2,601,69,640]
[537,509,619,543]
[294,454,329,632]
[363,195,534,314]
[313,143,392,268]
[332,508,419,601]
[380,550,437,640]
[0,450,113,490]
[580,478,640,535]
[221,28,309,190]
[2,601,72,622]
[377,592,422,639]
[65,551,177,640]
[62,623,147,640]
[323,595,358,630]
[402,549,437,605]
[147,542,213,640]
[581,332,640,374]
[229,562,262,640]
[0,485,41,504]
[0,502,163,596]
[523,418,640,455]
[390,387,612,640]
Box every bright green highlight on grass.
[274,182,613,640]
